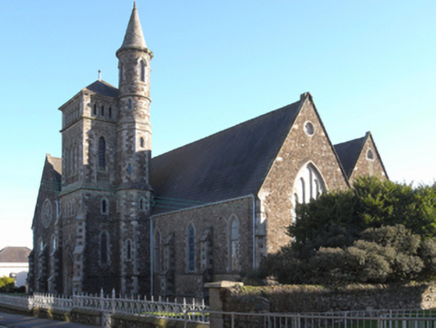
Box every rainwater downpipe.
[251,194,256,270]
[150,216,154,295]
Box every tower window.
[98,137,106,168]
[101,105,105,116]
[127,163,132,175]
[100,231,109,265]
[140,137,144,148]
[187,224,195,272]
[101,198,108,214]
[126,239,132,261]
[93,104,97,115]
[140,60,146,82]
[128,99,133,110]
[109,107,112,118]
[119,64,123,83]
[139,197,147,211]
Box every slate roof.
[0,247,31,263]
[150,100,302,215]
[83,80,119,98]
[47,154,62,176]
[334,135,367,178]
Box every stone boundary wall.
[213,282,436,314]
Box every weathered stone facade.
[29,5,388,298]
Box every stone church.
[28,5,388,297]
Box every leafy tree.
[258,178,436,285]
[0,276,15,292]
[289,177,436,254]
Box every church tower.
[115,3,153,294]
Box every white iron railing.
[218,309,436,328]
[0,290,209,326]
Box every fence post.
[204,281,243,328]
[100,289,104,313]
[111,289,116,314]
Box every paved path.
[0,312,96,327]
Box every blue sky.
[0,0,435,250]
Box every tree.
[0,276,15,292]
[289,177,436,255]
[258,177,436,285]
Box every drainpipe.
[150,216,153,295]
[251,195,256,270]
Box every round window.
[304,122,315,136]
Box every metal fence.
[218,309,436,328]
[0,290,209,327]
[2,292,436,328]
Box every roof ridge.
[334,135,366,148]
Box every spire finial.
[133,2,136,9]
[98,70,102,80]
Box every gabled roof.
[334,135,366,178]
[84,80,119,98]
[150,100,302,215]
[0,247,31,263]
[31,154,62,229]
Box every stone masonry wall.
[220,283,436,314]
[152,197,254,297]
[259,95,349,257]
[349,134,387,184]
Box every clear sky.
[0,0,435,250]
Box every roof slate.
[47,154,62,175]
[84,80,119,98]
[334,135,366,178]
[0,247,31,263]
[150,100,302,215]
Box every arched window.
[93,104,97,115]
[294,163,326,206]
[300,178,306,204]
[140,137,144,148]
[139,197,147,211]
[98,137,106,168]
[126,239,132,261]
[187,224,195,272]
[230,219,240,271]
[109,107,112,118]
[39,238,44,254]
[51,235,57,254]
[100,231,109,265]
[154,230,161,272]
[128,99,133,110]
[140,60,146,82]
[101,198,108,214]
[119,64,123,83]
[367,149,374,160]
[73,146,77,173]
[101,105,105,116]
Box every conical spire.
[118,3,147,52]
